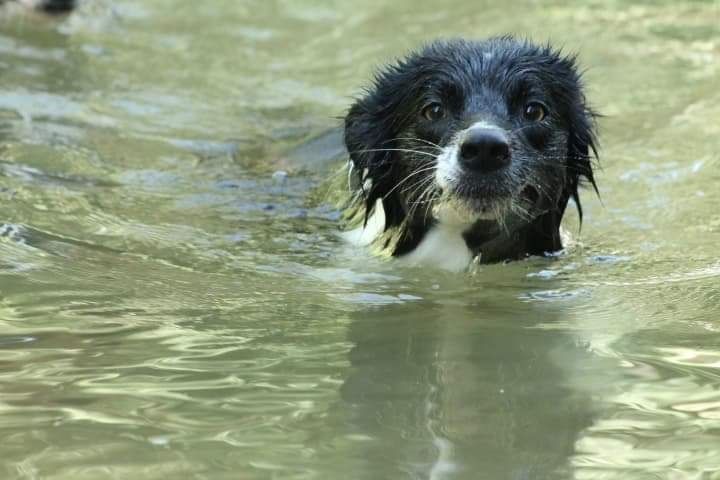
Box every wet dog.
[2,0,75,14]
[342,37,598,271]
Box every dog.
[342,36,598,271]
[2,0,75,14]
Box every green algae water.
[0,1,719,478]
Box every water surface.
[1,1,719,479]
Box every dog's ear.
[565,100,599,224]
[344,100,406,232]
[543,50,600,225]
[344,101,392,175]
[525,66,599,256]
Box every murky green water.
[0,1,719,479]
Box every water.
[0,1,718,479]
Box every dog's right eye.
[421,103,445,121]
[523,102,547,122]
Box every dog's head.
[344,37,598,261]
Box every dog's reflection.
[337,298,600,480]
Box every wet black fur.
[344,36,598,262]
[4,0,75,13]
[39,0,74,13]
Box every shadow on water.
[334,293,611,480]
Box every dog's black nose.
[459,129,511,173]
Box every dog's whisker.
[408,190,437,223]
[385,137,444,151]
[402,172,436,196]
[383,166,437,199]
[348,148,438,158]
[419,186,440,224]
[403,174,437,215]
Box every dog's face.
[344,37,597,261]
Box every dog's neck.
[399,216,563,271]
[345,201,564,271]
[462,210,564,262]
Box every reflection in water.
[339,298,609,479]
[0,0,719,478]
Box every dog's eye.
[421,103,445,121]
[523,102,547,122]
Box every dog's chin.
[431,193,510,227]
[432,182,542,227]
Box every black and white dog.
[342,37,598,271]
[2,0,75,14]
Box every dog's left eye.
[421,102,445,121]
[523,102,547,122]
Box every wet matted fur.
[342,36,598,270]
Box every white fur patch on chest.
[399,224,474,272]
[342,200,476,272]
